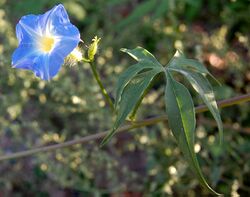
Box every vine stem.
[0,93,250,161]
[89,61,115,112]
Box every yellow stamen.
[40,37,54,52]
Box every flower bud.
[88,36,101,62]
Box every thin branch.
[0,93,250,161]
[195,93,250,113]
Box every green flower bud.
[88,36,101,62]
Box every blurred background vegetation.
[0,0,250,196]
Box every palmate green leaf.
[115,61,159,108]
[121,47,162,67]
[168,50,220,85]
[168,50,209,74]
[169,67,223,143]
[101,69,161,146]
[165,71,220,195]
[115,47,163,108]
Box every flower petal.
[16,14,42,44]
[12,4,80,80]
[12,43,40,69]
[40,4,70,32]
[52,37,80,59]
[39,4,80,59]
[32,51,64,80]
[40,4,79,38]
[47,51,65,78]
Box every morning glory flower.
[12,4,80,80]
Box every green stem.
[89,61,115,112]
[0,93,250,161]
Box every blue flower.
[12,4,80,80]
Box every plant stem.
[89,61,115,112]
[195,93,250,113]
[0,93,250,161]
